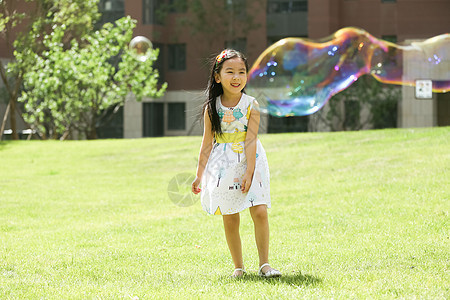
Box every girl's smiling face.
[215,57,248,98]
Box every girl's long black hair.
[202,49,249,135]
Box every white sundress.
[201,93,271,215]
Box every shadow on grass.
[219,271,321,287]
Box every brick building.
[121,0,449,137]
[1,0,449,138]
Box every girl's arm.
[192,108,214,194]
[241,100,261,193]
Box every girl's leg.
[222,213,244,274]
[249,205,270,268]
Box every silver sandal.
[259,263,281,278]
[231,267,246,278]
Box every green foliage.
[1,0,102,139]
[317,75,401,131]
[0,13,7,33]
[50,0,100,31]
[25,0,100,45]
[0,3,26,35]
[371,93,398,129]
[16,16,166,139]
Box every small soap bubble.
[247,27,450,117]
[129,36,153,62]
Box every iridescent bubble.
[247,27,450,117]
[129,36,153,62]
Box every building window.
[169,0,187,13]
[225,38,247,54]
[143,0,164,25]
[382,35,397,43]
[225,0,246,19]
[267,36,307,47]
[168,103,186,130]
[267,0,307,13]
[168,44,186,71]
[98,0,124,24]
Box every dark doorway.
[143,102,164,137]
[268,115,309,133]
[437,92,450,126]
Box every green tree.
[17,16,166,139]
[0,0,100,140]
[311,75,401,131]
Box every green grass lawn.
[0,127,449,299]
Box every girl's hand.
[192,176,202,194]
[241,171,253,193]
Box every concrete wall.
[123,93,143,138]
[124,90,269,138]
[399,87,437,128]
[399,38,450,128]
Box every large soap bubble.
[129,36,153,62]
[247,27,450,117]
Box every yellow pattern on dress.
[215,131,247,144]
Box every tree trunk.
[9,96,19,140]
[87,123,98,140]
[0,59,20,140]
[87,129,97,140]
[0,102,10,140]
[10,72,24,140]
[86,111,98,140]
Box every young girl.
[191,49,281,278]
